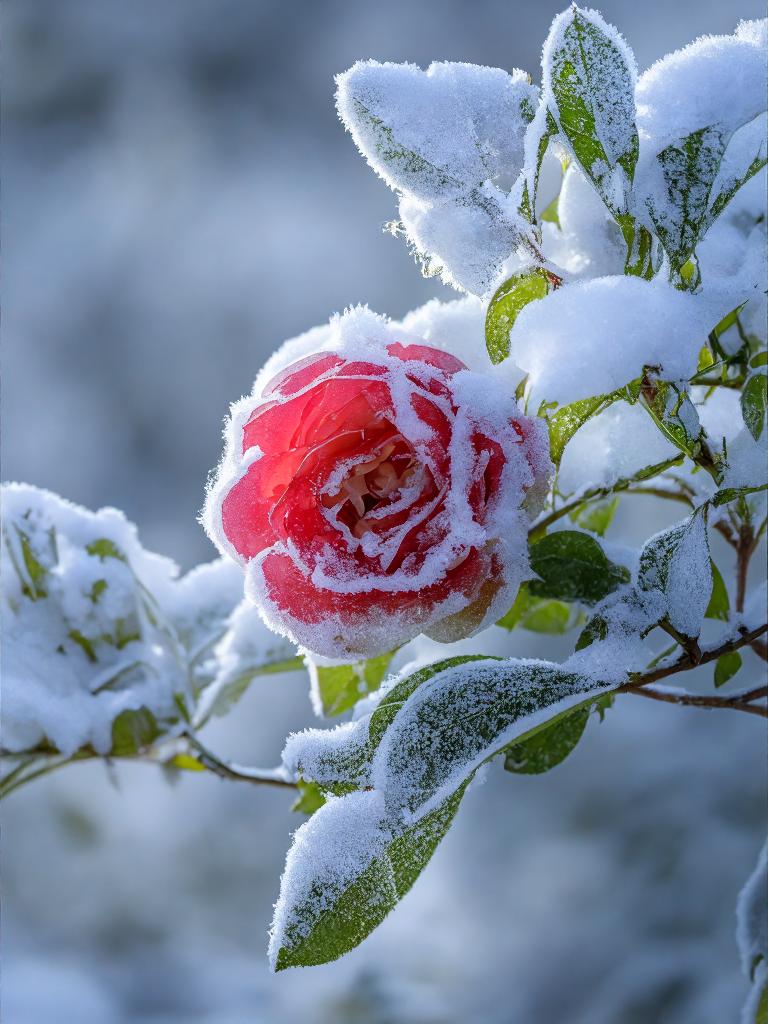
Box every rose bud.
[204,320,550,660]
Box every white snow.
[635,20,768,156]
[509,275,732,406]
[336,60,538,295]
[2,484,249,756]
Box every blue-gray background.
[3,2,766,1022]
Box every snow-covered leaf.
[637,508,712,638]
[273,656,609,966]
[543,6,638,215]
[741,373,768,441]
[270,786,464,970]
[646,126,729,275]
[336,60,538,294]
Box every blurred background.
[3,1,766,1021]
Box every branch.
[533,455,686,535]
[182,733,296,789]
[621,683,767,717]
[616,623,768,718]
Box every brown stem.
[622,684,767,716]
[182,733,296,789]
[735,525,755,614]
[631,624,766,685]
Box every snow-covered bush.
[2,6,766,1017]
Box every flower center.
[321,439,419,538]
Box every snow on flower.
[204,307,551,659]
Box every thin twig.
[616,623,768,718]
[533,455,686,534]
[622,684,767,717]
[182,733,296,789]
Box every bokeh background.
[3,1,766,1021]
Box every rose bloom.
[205,317,550,659]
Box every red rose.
[205,331,549,659]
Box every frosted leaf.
[637,508,712,639]
[336,60,538,294]
[635,20,767,271]
[193,600,298,725]
[371,658,611,822]
[635,21,768,157]
[269,785,464,970]
[736,839,768,1024]
[706,114,767,229]
[273,652,611,967]
[336,60,537,200]
[269,790,392,969]
[509,275,730,406]
[542,6,639,215]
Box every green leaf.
[85,538,127,562]
[311,652,395,718]
[497,583,582,634]
[705,561,730,622]
[647,126,728,275]
[637,508,711,639]
[750,352,768,369]
[545,6,639,215]
[540,193,560,226]
[712,483,768,508]
[714,651,742,688]
[272,657,610,968]
[546,380,639,466]
[274,785,465,970]
[291,779,327,816]
[529,531,630,605]
[741,374,768,441]
[110,707,160,756]
[168,753,206,772]
[503,705,590,774]
[569,496,619,536]
[485,269,551,364]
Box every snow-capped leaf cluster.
[2,484,293,758]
